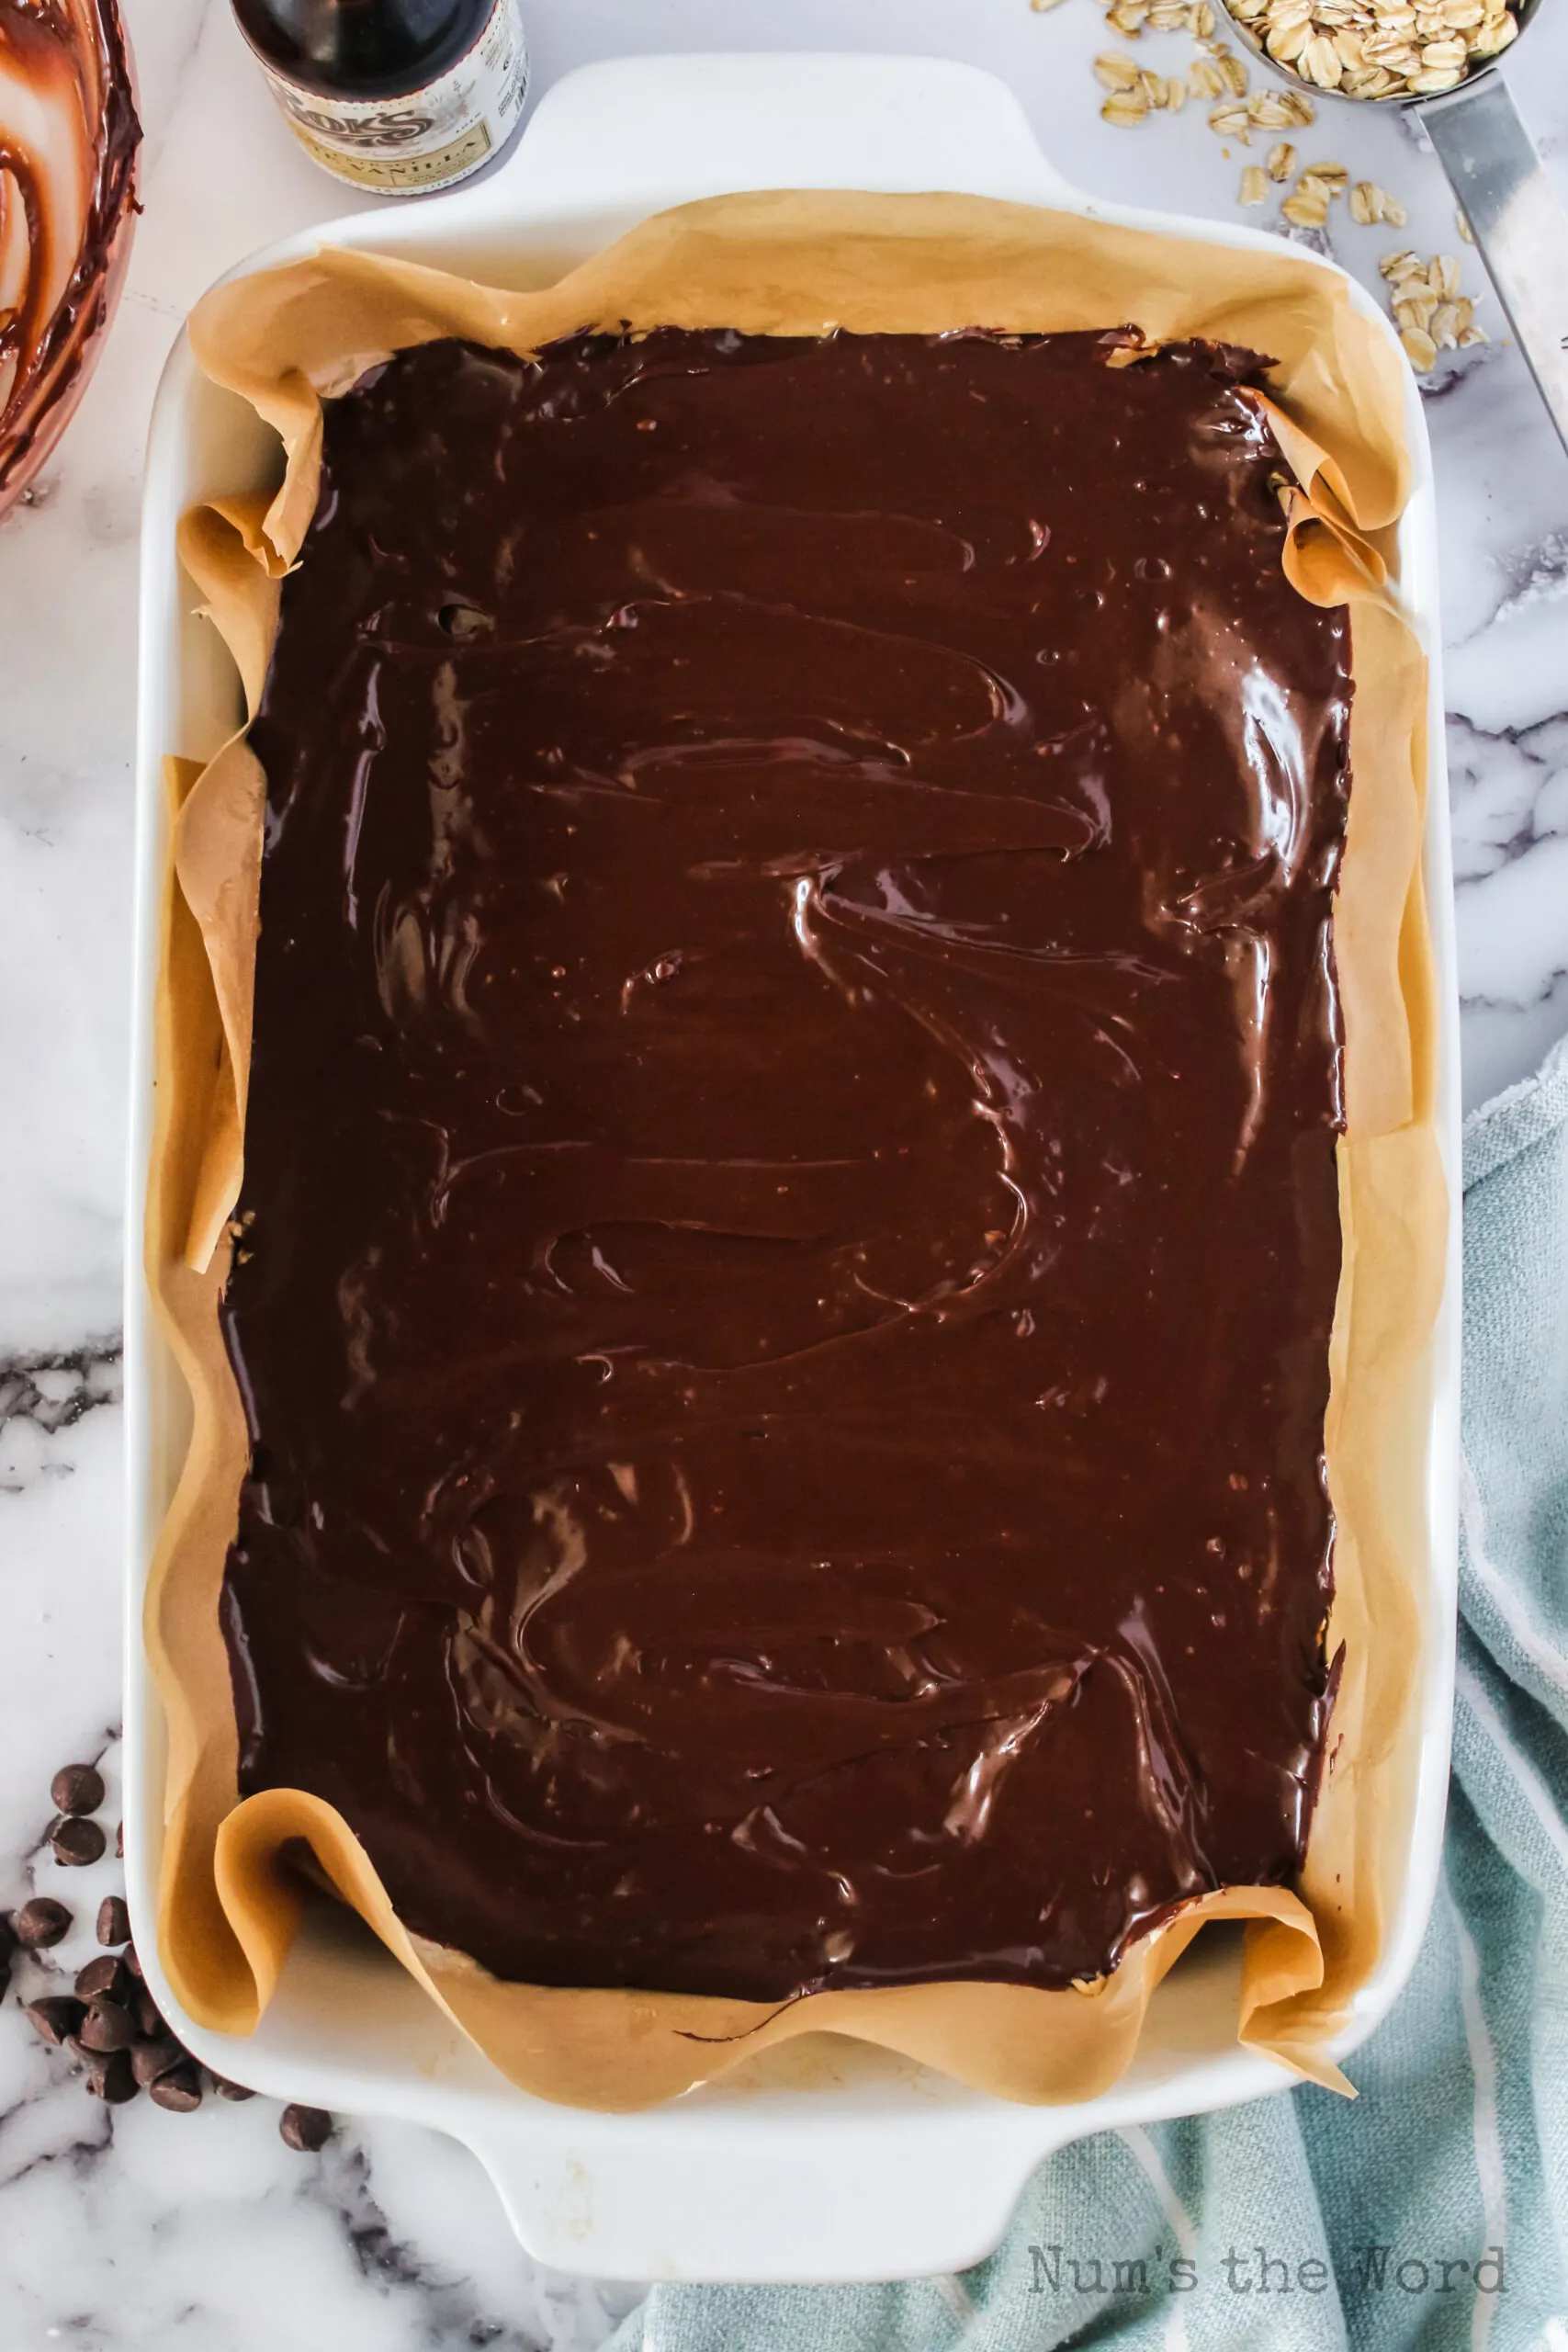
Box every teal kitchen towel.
[613,1033,1568,2351]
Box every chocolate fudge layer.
[220,328,1349,2001]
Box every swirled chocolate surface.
[221,327,1349,2000]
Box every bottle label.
[252,0,529,195]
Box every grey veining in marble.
[2,0,1565,2340]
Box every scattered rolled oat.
[1095,50,1144,86]
[1098,47,1154,122]
[1240,164,1269,203]
[1456,207,1475,245]
[1277,163,1348,225]
[1350,179,1407,226]
[1266,140,1296,179]
[1281,181,1330,226]
[1299,171,1344,207]
[1078,0,1313,152]
[1381,250,1489,368]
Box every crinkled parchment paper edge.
[144,191,1441,2111]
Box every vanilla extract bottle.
[232,0,528,196]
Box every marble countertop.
[2,1,1565,2341]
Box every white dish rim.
[123,49,1461,2284]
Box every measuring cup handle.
[1422,74,1568,457]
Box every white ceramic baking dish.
[125,51,1461,2284]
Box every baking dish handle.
[462,2105,1068,2282]
[458,51,1077,220]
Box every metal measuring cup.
[1223,0,1568,453]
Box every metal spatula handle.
[1423,74,1568,457]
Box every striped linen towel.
[613,1033,1568,2350]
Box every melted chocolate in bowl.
[221,329,1350,2002]
[0,0,139,514]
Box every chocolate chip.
[115,1820,124,1859]
[279,2103,332,2152]
[78,1997,137,2053]
[16,1896,71,1949]
[0,1962,9,2004]
[84,2050,137,2104]
[130,2036,183,2087]
[74,1955,127,2003]
[49,1815,107,1869]
[211,2075,255,2101]
[51,1764,105,1817]
[24,1996,85,2047]
[0,1913,16,1967]
[121,1939,144,1980]
[130,1983,166,2040]
[150,2063,204,2112]
[96,1895,130,1948]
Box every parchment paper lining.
[147,191,1443,2112]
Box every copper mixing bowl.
[0,0,141,520]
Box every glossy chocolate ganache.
[220,327,1350,2002]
